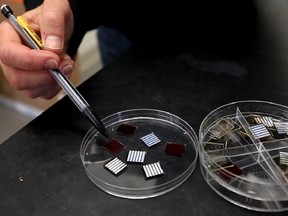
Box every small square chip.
[102,138,126,155]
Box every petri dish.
[199,100,288,212]
[80,109,198,199]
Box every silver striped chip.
[254,116,274,127]
[280,151,288,166]
[249,124,271,139]
[274,122,288,134]
[142,161,164,178]
[140,132,161,147]
[127,150,147,163]
[104,157,127,175]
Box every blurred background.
[0,0,102,143]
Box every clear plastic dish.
[80,109,198,199]
[199,100,288,212]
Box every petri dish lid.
[80,109,198,199]
[199,100,288,212]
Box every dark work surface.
[2,3,288,216]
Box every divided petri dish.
[80,109,198,199]
[199,100,288,212]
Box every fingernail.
[61,65,73,75]
[45,59,58,69]
[45,35,62,50]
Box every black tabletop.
[2,3,288,215]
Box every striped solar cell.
[140,132,161,147]
[104,157,127,175]
[142,161,164,178]
[254,116,274,127]
[127,150,147,163]
[249,124,271,139]
[280,151,288,166]
[274,122,288,134]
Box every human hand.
[0,0,74,99]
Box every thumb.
[40,0,72,54]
